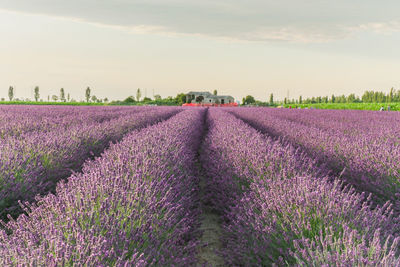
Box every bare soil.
[195,175,225,267]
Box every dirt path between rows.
[196,175,225,267]
[195,108,226,266]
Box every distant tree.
[104,97,109,103]
[368,91,374,102]
[175,93,186,105]
[335,95,345,103]
[284,97,287,105]
[136,88,142,102]
[213,90,218,96]
[34,86,40,102]
[376,91,385,103]
[8,86,14,101]
[143,97,152,102]
[395,89,400,102]
[243,95,256,105]
[91,95,98,102]
[47,95,50,102]
[362,91,372,103]
[389,87,394,102]
[123,96,135,103]
[347,93,356,103]
[186,94,194,103]
[331,94,336,103]
[154,94,162,101]
[248,95,255,104]
[372,92,379,102]
[52,95,58,102]
[298,95,302,104]
[269,93,274,105]
[60,88,66,102]
[195,95,204,103]
[85,87,91,102]
[67,93,70,102]
[1,98,4,101]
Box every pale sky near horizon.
[1,1,399,102]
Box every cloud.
[349,21,400,34]
[1,0,400,43]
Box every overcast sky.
[1,0,399,101]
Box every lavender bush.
[202,108,400,266]
[229,108,400,210]
[0,109,205,266]
[0,105,144,138]
[0,106,181,220]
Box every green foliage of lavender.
[202,109,400,266]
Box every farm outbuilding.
[185,91,236,106]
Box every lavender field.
[0,106,399,266]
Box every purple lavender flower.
[0,108,204,266]
[201,108,400,266]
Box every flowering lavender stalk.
[0,109,204,266]
[202,108,400,266]
[0,106,181,220]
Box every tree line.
[120,88,187,105]
[3,86,187,105]
[4,86,400,106]
[242,88,400,106]
[295,88,400,105]
[5,86,108,103]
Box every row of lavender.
[0,106,181,220]
[202,109,400,265]
[0,109,205,266]
[229,108,400,210]
[2,105,399,265]
[259,108,400,139]
[0,106,143,138]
